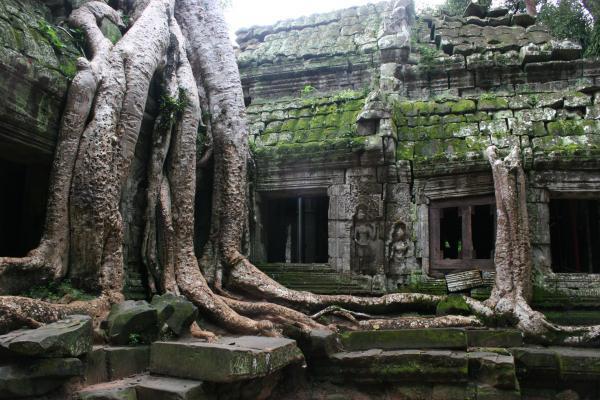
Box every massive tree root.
[2,0,600,347]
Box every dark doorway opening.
[0,158,50,257]
[263,195,328,263]
[550,199,600,273]
[440,207,462,259]
[472,204,495,259]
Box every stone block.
[0,358,83,399]
[552,346,600,381]
[322,349,469,383]
[150,337,303,382]
[339,328,468,351]
[136,376,209,400]
[0,315,92,358]
[151,294,199,336]
[105,346,151,380]
[564,92,591,108]
[106,301,159,345]
[466,329,523,348]
[84,346,109,385]
[468,351,518,390]
[78,385,138,400]
[476,384,521,400]
[510,346,560,380]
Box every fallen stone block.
[339,328,468,351]
[0,357,83,399]
[106,301,159,345]
[0,315,92,358]
[151,293,198,336]
[150,336,304,382]
[136,376,209,400]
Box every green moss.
[450,99,476,114]
[396,141,415,160]
[465,112,490,122]
[478,96,509,111]
[436,295,471,316]
[547,120,585,136]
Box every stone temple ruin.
[240,1,600,309]
[3,0,600,399]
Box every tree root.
[0,293,119,334]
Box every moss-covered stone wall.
[0,0,79,157]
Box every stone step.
[77,377,139,400]
[150,336,304,383]
[136,375,209,400]
[339,328,469,351]
[0,358,83,399]
[338,329,524,352]
[0,314,92,358]
[84,345,151,385]
[314,349,470,384]
[511,346,600,383]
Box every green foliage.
[585,22,600,57]
[301,85,317,97]
[159,88,188,129]
[23,280,94,302]
[128,333,142,345]
[121,13,132,28]
[417,44,440,70]
[37,19,66,52]
[538,0,593,53]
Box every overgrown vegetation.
[159,88,188,129]
[23,280,94,302]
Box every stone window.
[262,195,328,264]
[429,196,495,272]
[550,199,600,273]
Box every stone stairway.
[256,263,383,295]
[312,328,524,399]
[77,336,304,400]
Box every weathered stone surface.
[0,315,92,358]
[0,357,83,399]
[512,13,536,27]
[84,346,109,385]
[78,385,138,400]
[106,301,159,345]
[105,346,151,380]
[510,346,560,380]
[151,293,198,336]
[466,329,523,348]
[468,351,518,389]
[136,376,209,400]
[339,328,468,351]
[150,337,304,382]
[552,346,600,381]
[317,349,469,383]
[463,3,486,19]
[476,384,521,400]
